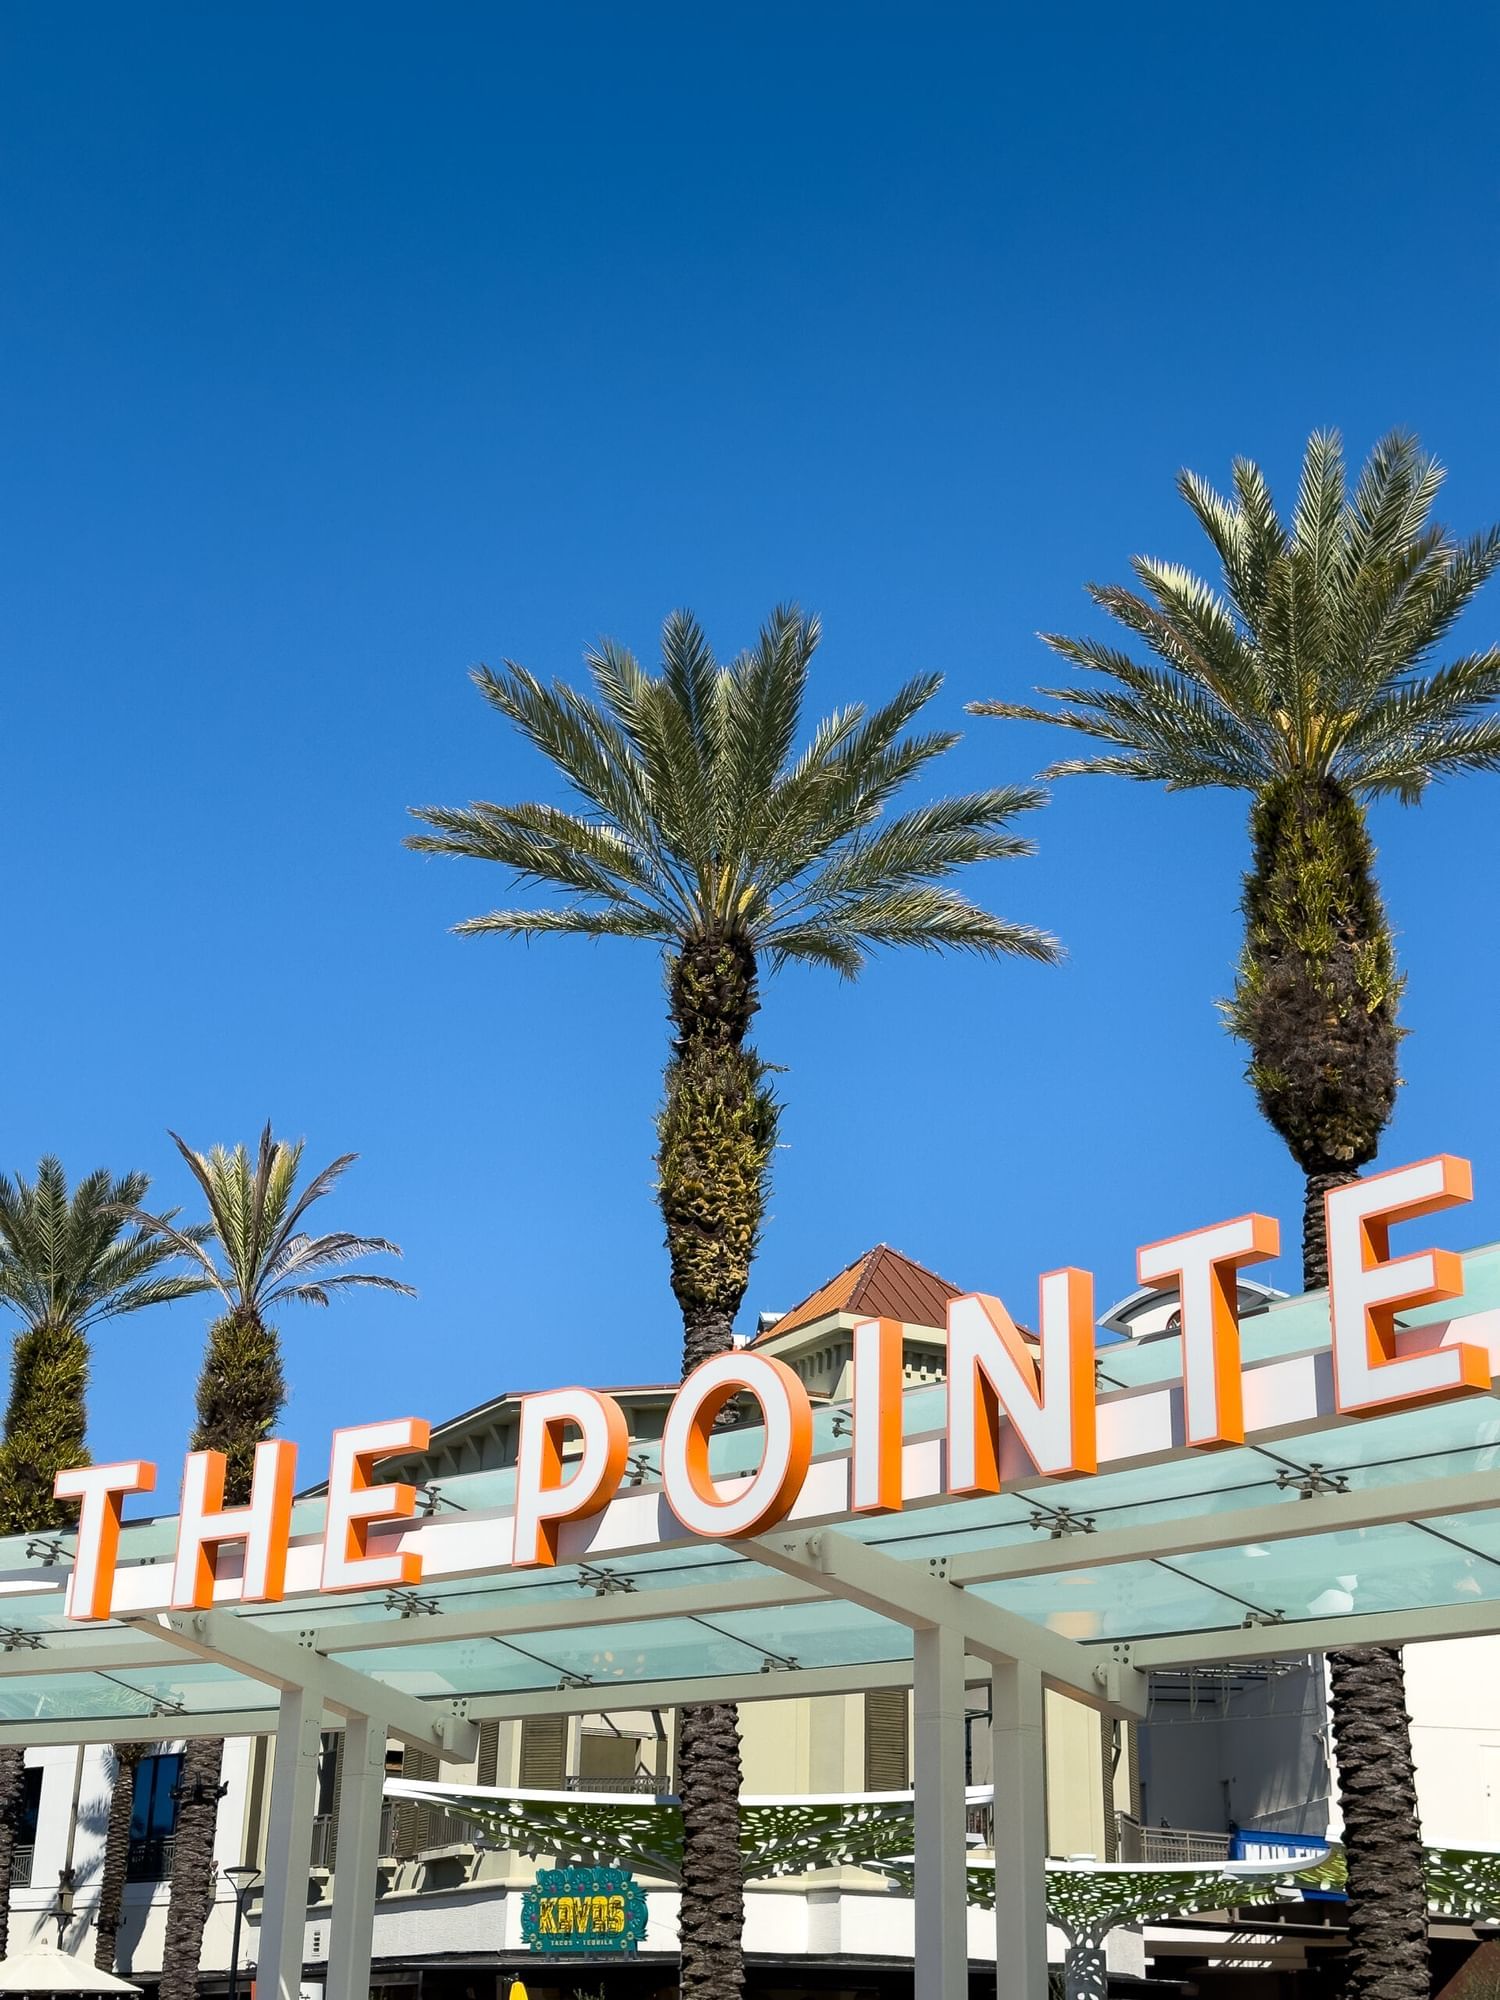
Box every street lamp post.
[222,1863,261,2000]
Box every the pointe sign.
[55,1155,1496,1623]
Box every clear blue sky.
[3,3,1498,1489]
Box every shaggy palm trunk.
[1327,1649,1429,2000]
[1233,777,1423,1999]
[158,1309,285,2000]
[94,1744,146,1972]
[0,1319,90,1958]
[658,932,777,2000]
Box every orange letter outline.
[321,1417,431,1593]
[849,1319,904,1514]
[1327,1155,1486,1415]
[512,1388,630,1568]
[54,1461,157,1621]
[661,1352,814,1539]
[947,1269,1097,1489]
[171,1441,297,1610]
[1137,1212,1280,1448]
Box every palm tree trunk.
[658,932,778,2000]
[1231,776,1400,1197]
[1234,782,1422,2000]
[1302,1169,1359,1293]
[157,1738,227,2000]
[0,1318,90,1959]
[1327,1647,1430,2000]
[158,1309,285,2000]
[0,1746,22,1959]
[94,1745,146,1973]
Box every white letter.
[850,1319,904,1513]
[321,1417,430,1593]
[1137,1212,1279,1447]
[513,1388,629,1567]
[55,1461,156,1621]
[171,1441,297,1609]
[661,1353,814,1538]
[947,1270,1097,1489]
[1327,1156,1486,1414]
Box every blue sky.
[3,3,1499,1490]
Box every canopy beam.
[130,1610,477,1761]
[753,1527,1147,1716]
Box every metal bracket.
[1275,1462,1349,1499]
[383,1588,441,1618]
[1028,1506,1096,1539]
[577,1565,635,1596]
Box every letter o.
[661,1352,814,1538]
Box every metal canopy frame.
[0,1250,1496,2000]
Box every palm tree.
[0,1160,205,1961]
[409,604,1058,1999]
[131,1127,413,2000]
[970,431,1500,2000]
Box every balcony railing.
[127,1835,176,1882]
[564,1774,672,1795]
[1116,1813,1232,1864]
[12,1845,32,1889]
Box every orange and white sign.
[52,1154,1497,1621]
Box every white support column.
[913,1621,968,2000]
[256,1687,321,2000]
[327,1715,385,2000]
[991,1658,1048,2000]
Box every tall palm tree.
[971,431,1500,2000]
[131,1127,414,2000]
[0,1161,205,1960]
[409,604,1058,1999]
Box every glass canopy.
[0,1245,1495,1736]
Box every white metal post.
[913,1621,968,2000]
[256,1686,321,2000]
[991,1658,1047,2000]
[326,1715,385,2000]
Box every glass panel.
[974,1562,1245,1644]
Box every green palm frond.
[410,606,1059,972]
[0,1160,209,1336]
[976,430,1500,804]
[129,1128,414,1318]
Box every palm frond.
[134,1129,410,1323]
[974,430,1500,807]
[417,610,1057,983]
[454,905,674,941]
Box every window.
[18,1767,42,1846]
[128,1753,182,1881]
[577,1731,643,1790]
[13,1768,42,1886]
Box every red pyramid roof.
[757,1244,962,1341]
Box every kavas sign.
[53,1155,1497,1625]
[521,1867,648,1955]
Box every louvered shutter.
[475,1720,500,1789]
[864,1688,910,1791]
[519,1716,567,1790]
[390,1745,440,1855]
